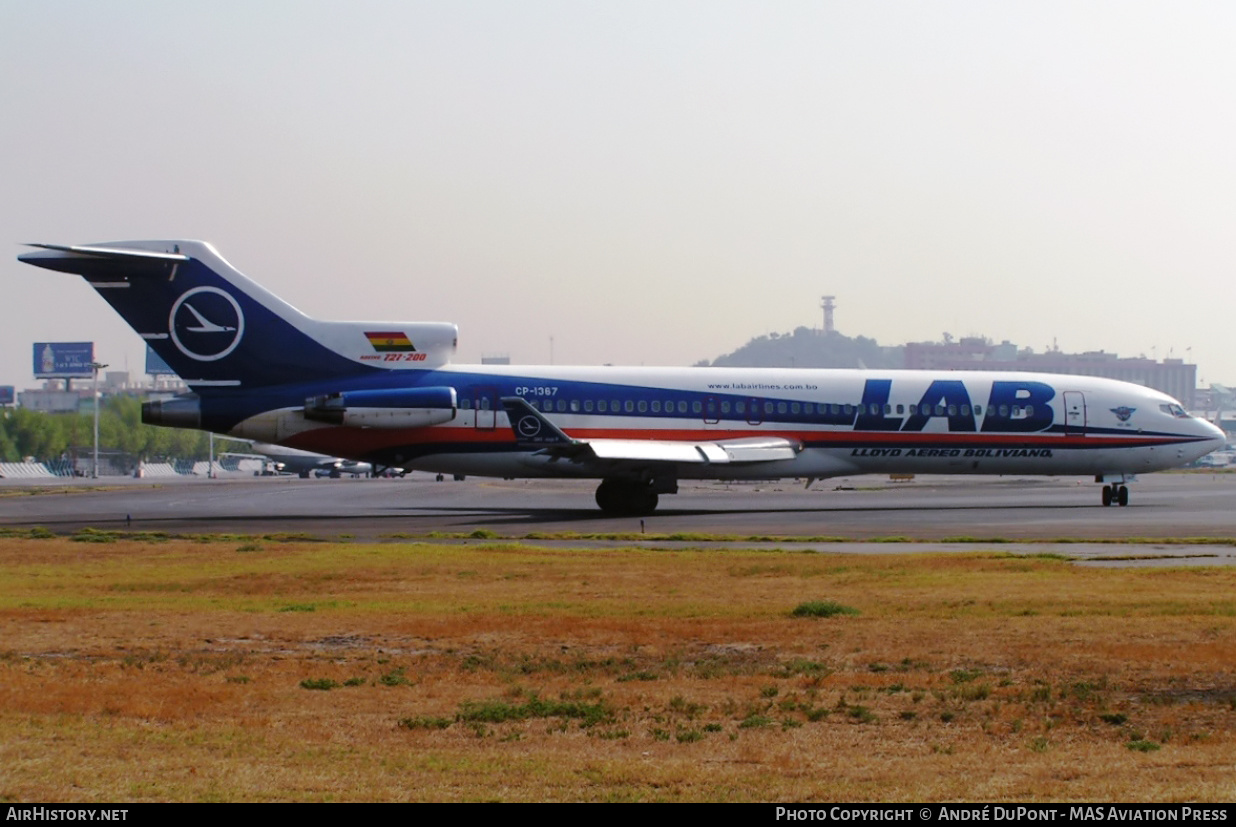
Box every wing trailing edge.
[499,397,801,466]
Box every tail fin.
[18,241,457,389]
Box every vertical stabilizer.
[18,241,457,388]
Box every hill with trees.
[697,327,903,369]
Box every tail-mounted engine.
[304,386,457,428]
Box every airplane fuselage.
[220,364,1218,483]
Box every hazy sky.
[3,1,1234,389]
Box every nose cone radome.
[1201,418,1228,452]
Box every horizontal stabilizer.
[22,243,190,264]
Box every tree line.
[0,396,247,463]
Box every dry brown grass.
[1,535,1235,801]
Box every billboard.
[145,345,176,376]
[0,386,13,405]
[33,342,95,379]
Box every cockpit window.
[1159,403,1189,418]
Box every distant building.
[17,373,189,413]
[17,386,86,413]
[904,337,1198,409]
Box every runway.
[1,472,1233,558]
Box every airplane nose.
[1201,418,1228,450]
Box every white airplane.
[249,442,373,478]
[18,240,1225,514]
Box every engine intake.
[142,394,202,429]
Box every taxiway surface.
[1,472,1232,546]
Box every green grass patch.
[300,678,339,691]
[379,668,412,687]
[616,670,660,682]
[398,716,452,730]
[791,600,860,618]
[950,669,984,684]
[456,692,613,728]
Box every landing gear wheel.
[631,489,658,515]
[595,479,659,516]
[596,479,621,513]
[1101,483,1129,507]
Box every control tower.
[820,296,836,334]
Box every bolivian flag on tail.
[365,331,417,352]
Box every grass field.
[1,531,1235,802]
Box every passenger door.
[1063,391,1086,436]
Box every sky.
[2,1,1235,389]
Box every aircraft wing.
[499,397,800,466]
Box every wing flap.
[585,437,798,464]
[715,436,801,462]
[586,439,715,463]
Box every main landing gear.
[1101,483,1129,507]
[595,479,660,516]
